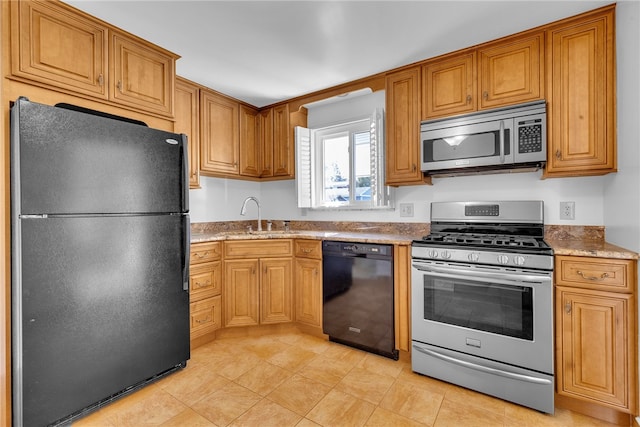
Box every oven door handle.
[413,344,552,386]
[412,263,550,286]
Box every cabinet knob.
[98,74,104,86]
[565,301,572,314]
[555,149,562,160]
[466,94,472,104]
[117,80,123,93]
[482,91,488,100]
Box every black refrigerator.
[10,97,191,426]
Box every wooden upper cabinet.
[110,31,176,116]
[11,0,108,98]
[422,51,476,119]
[10,1,177,117]
[258,108,274,177]
[478,32,544,109]
[239,105,260,178]
[423,32,544,119]
[272,104,293,177]
[385,67,428,186]
[200,89,240,176]
[544,6,616,177]
[175,78,200,188]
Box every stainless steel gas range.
[411,200,554,414]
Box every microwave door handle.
[499,120,505,163]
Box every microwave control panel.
[517,119,543,154]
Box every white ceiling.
[64,0,612,108]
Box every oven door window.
[423,274,533,340]
[425,129,511,162]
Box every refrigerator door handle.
[182,215,190,292]
[180,134,189,213]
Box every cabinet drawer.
[190,242,221,265]
[190,296,222,339]
[555,255,636,293]
[294,239,322,259]
[189,261,221,301]
[224,239,292,259]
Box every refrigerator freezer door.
[12,97,188,215]
[13,214,190,426]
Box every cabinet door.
[261,258,293,324]
[478,32,544,109]
[385,67,426,185]
[294,257,322,327]
[556,287,634,411]
[200,89,240,176]
[422,51,476,119]
[239,105,260,177]
[545,9,616,177]
[11,0,108,98]
[175,78,200,188]
[111,31,175,116]
[224,259,259,327]
[273,104,292,177]
[258,108,274,177]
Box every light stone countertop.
[190,229,638,260]
[190,230,418,246]
[547,239,639,260]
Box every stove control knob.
[514,255,526,266]
[428,250,439,258]
[497,255,510,265]
[440,250,452,260]
[468,252,480,262]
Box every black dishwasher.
[322,241,397,360]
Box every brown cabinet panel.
[200,89,240,175]
[545,8,616,177]
[224,239,292,259]
[260,258,293,324]
[190,296,222,339]
[294,239,322,259]
[385,67,427,186]
[240,105,260,177]
[556,256,635,293]
[224,259,260,327]
[294,257,322,327]
[190,261,222,302]
[422,51,476,119]
[110,31,175,115]
[556,287,634,411]
[190,241,221,265]
[273,104,292,177]
[175,78,200,188]
[258,108,274,177]
[478,33,544,109]
[11,0,108,98]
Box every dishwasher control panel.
[322,240,393,257]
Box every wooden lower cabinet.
[189,242,223,341]
[294,240,322,328]
[223,240,293,327]
[555,255,637,416]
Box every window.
[295,108,392,209]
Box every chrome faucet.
[240,196,261,231]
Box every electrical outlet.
[560,201,575,220]
[399,203,414,217]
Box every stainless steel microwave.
[420,100,546,176]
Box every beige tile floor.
[75,330,619,427]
